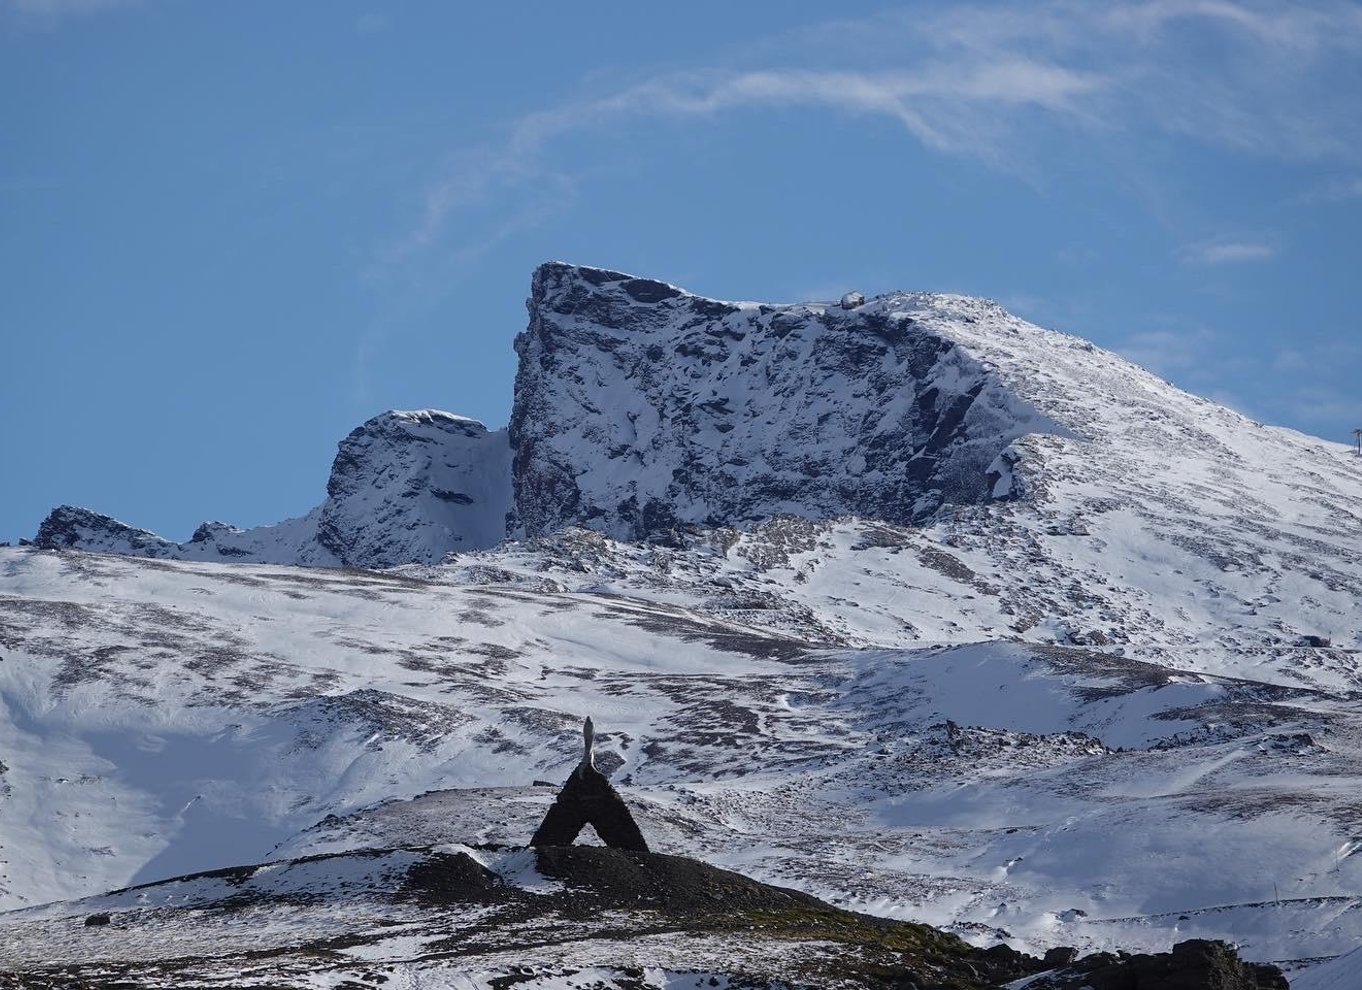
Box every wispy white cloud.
[390,59,1096,251]
[355,12,387,34]
[1272,340,1362,374]
[1116,322,1271,420]
[4,0,137,19]
[1176,238,1277,265]
[1118,326,1223,376]
[1274,386,1362,433]
[385,1,1362,271]
[383,63,1105,266]
[1302,174,1362,202]
[1118,322,1361,435]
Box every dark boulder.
[1043,945,1079,967]
[1032,938,1288,990]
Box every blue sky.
[3,0,1360,543]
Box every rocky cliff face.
[314,410,511,569]
[509,262,1069,540]
[33,410,511,569]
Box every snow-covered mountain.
[39,263,1362,589]
[510,263,1362,558]
[34,409,512,569]
[7,263,1362,985]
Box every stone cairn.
[530,717,649,852]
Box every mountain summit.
[511,262,1075,539]
[34,262,1362,572]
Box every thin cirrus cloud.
[387,0,1362,270]
[379,60,1104,267]
[4,0,135,17]
[1117,326,1223,377]
[1302,174,1362,202]
[1175,239,1277,265]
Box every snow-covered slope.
[2,541,1360,978]
[1291,946,1362,990]
[9,263,1362,985]
[34,410,512,569]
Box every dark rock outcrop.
[1029,938,1288,990]
[314,409,512,567]
[35,506,180,557]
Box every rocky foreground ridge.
[0,835,1286,989]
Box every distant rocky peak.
[34,505,179,557]
[33,408,514,569]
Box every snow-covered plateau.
[5,263,1362,987]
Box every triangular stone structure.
[530,717,649,853]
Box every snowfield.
[3,530,1360,979]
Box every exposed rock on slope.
[0,839,1283,988]
[34,409,512,569]
[35,505,209,560]
[1029,938,1287,990]
[34,502,332,564]
[510,262,1070,540]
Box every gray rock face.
[34,506,181,558]
[509,262,1065,540]
[315,409,512,568]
